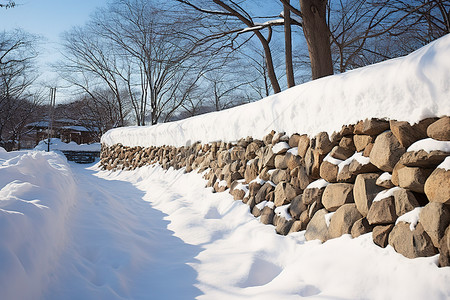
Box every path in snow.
[43,163,202,300]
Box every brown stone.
[305,209,329,242]
[363,143,374,157]
[367,196,397,225]
[419,202,450,248]
[274,182,298,207]
[394,165,433,193]
[322,183,354,211]
[297,165,312,190]
[275,154,289,169]
[260,206,275,224]
[297,135,310,158]
[393,188,420,216]
[288,220,303,234]
[439,226,450,267]
[289,134,301,148]
[230,146,246,160]
[369,131,406,172]
[389,120,423,148]
[245,141,263,160]
[354,135,375,152]
[330,146,354,160]
[348,159,380,175]
[263,131,275,145]
[315,131,334,154]
[427,116,450,141]
[319,161,339,183]
[248,181,263,197]
[289,195,307,220]
[376,173,395,188]
[286,153,302,170]
[373,224,394,248]
[328,204,363,239]
[255,182,275,204]
[354,173,385,216]
[339,136,356,152]
[272,132,288,145]
[299,210,311,229]
[340,124,355,136]
[399,150,449,168]
[336,164,356,183]
[276,218,294,236]
[244,159,259,183]
[302,187,325,205]
[305,149,325,179]
[231,188,246,201]
[354,118,390,135]
[424,167,450,204]
[308,199,324,219]
[270,169,289,185]
[351,217,373,238]
[259,167,271,181]
[388,222,438,259]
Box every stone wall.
[100,116,450,267]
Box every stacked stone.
[100,116,450,267]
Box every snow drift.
[0,149,77,299]
[102,34,450,148]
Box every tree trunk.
[299,0,333,80]
[284,1,295,88]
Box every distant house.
[25,119,99,147]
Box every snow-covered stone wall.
[100,116,450,267]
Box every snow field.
[0,150,77,299]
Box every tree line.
[1,0,449,149]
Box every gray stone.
[419,202,450,248]
[388,222,438,259]
[328,204,363,239]
[369,131,406,172]
[255,182,275,204]
[305,209,329,242]
[260,206,275,225]
[322,183,355,211]
[276,218,294,236]
[354,173,385,216]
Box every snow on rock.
[0,150,77,299]
[306,179,330,190]
[35,138,101,152]
[287,147,298,156]
[102,35,450,148]
[396,207,423,231]
[407,138,450,153]
[437,156,450,171]
[325,212,335,227]
[272,142,290,154]
[373,187,402,202]
[378,172,392,182]
[275,204,292,221]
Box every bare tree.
[0,0,14,8]
[0,29,41,150]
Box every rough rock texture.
[372,224,394,248]
[297,135,310,158]
[354,173,385,216]
[439,226,450,267]
[389,120,424,148]
[419,202,450,248]
[302,187,325,206]
[354,118,390,135]
[399,150,448,168]
[274,182,297,206]
[315,132,333,154]
[367,197,397,225]
[276,218,294,236]
[320,161,339,183]
[305,209,329,242]
[393,188,420,216]
[427,116,450,141]
[289,195,307,220]
[394,165,432,193]
[328,204,363,239]
[369,131,406,172]
[388,222,438,259]
[260,206,275,225]
[354,135,374,152]
[424,168,450,204]
[351,217,373,238]
[322,183,354,211]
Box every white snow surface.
[35,138,101,152]
[396,207,423,231]
[438,156,450,171]
[102,35,450,148]
[373,187,402,202]
[407,138,450,153]
[1,151,450,299]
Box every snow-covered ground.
[34,138,101,152]
[1,149,449,299]
[102,34,450,148]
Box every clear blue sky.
[0,0,109,101]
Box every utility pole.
[47,87,56,152]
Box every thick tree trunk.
[284,1,295,88]
[299,0,333,80]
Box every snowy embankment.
[102,34,450,148]
[0,149,77,299]
[35,138,101,152]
